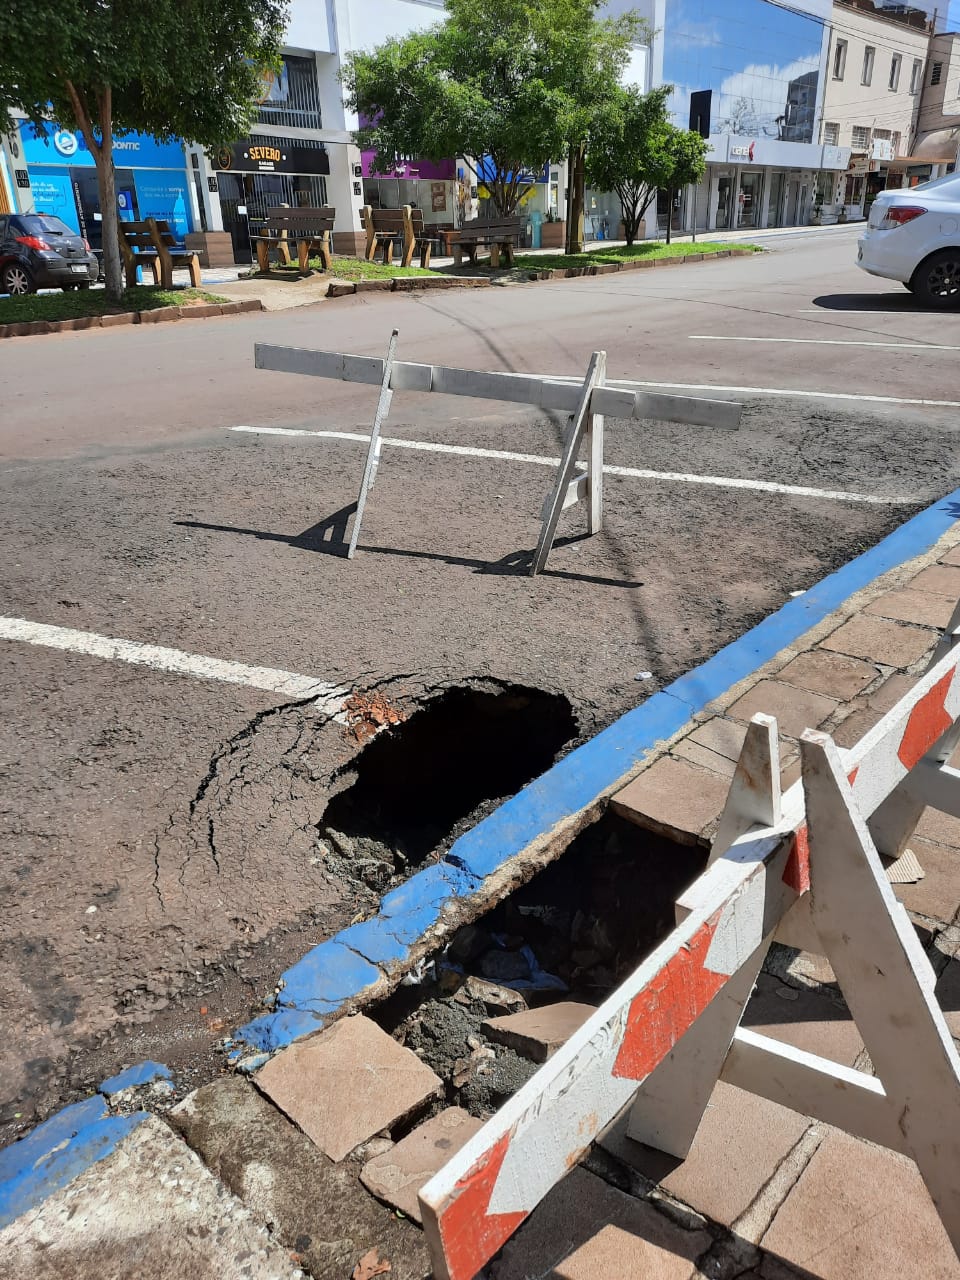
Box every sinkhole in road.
[371,810,708,1118]
[316,683,578,894]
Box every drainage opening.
[317,683,577,893]
[372,812,707,1117]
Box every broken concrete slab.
[359,1107,482,1224]
[482,1002,596,1063]
[256,1013,443,1162]
[0,1114,305,1279]
[172,1077,431,1280]
[489,1165,711,1280]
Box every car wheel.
[902,281,916,293]
[76,282,91,290]
[2,262,34,296]
[910,250,960,308]
[62,283,77,291]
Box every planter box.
[540,221,566,249]
[185,232,235,269]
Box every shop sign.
[19,121,188,170]
[214,137,330,175]
[730,141,756,161]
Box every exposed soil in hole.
[373,812,707,1118]
[317,684,578,895]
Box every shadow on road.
[175,517,644,589]
[809,291,925,311]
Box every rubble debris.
[343,691,406,745]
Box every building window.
[910,58,923,93]
[823,121,840,146]
[833,38,848,80]
[889,53,901,91]
[892,131,902,154]
[931,61,943,86]
[256,54,322,130]
[862,46,875,86]
[851,125,870,150]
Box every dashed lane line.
[231,426,905,506]
[0,617,348,713]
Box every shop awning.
[910,125,960,162]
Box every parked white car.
[857,172,960,307]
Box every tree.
[342,0,573,217]
[534,1,650,255]
[585,84,672,245]
[342,0,648,239]
[1,0,288,301]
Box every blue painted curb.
[234,488,960,1055]
[99,1060,172,1097]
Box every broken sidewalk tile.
[481,1002,596,1063]
[256,1015,443,1163]
[359,1107,483,1224]
[274,940,384,1013]
[98,1060,173,1097]
[0,1095,148,1230]
[234,1007,333,1054]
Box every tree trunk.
[95,150,124,302]
[665,188,673,245]
[565,142,586,255]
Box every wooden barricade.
[417,609,960,1280]
[254,336,742,573]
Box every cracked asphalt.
[2,225,959,1139]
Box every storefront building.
[3,120,195,254]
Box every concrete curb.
[0,298,263,340]
[326,275,493,298]
[229,486,960,1059]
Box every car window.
[15,214,75,237]
[910,172,960,198]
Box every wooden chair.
[452,215,523,268]
[251,207,335,273]
[362,205,438,268]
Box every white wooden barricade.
[254,339,742,574]
[418,616,960,1280]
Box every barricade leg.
[802,729,960,1253]
[347,329,399,560]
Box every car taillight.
[14,234,51,251]
[879,205,927,228]
[83,238,92,251]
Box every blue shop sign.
[19,121,187,170]
[477,156,549,185]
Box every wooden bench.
[452,215,522,268]
[251,206,334,273]
[117,218,201,289]
[362,205,438,269]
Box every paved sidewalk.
[2,509,959,1278]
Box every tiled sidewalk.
[3,531,960,1279]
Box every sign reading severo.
[212,137,330,176]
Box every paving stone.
[598,1079,809,1228]
[820,615,933,668]
[830,673,915,747]
[727,679,839,740]
[761,1130,960,1279]
[359,1107,482,1224]
[256,1014,443,1162]
[939,544,960,568]
[935,955,960,1041]
[777,650,878,700]
[0,1115,304,1280]
[672,735,738,778]
[688,716,748,762]
[866,587,957,629]
[611,756,729,844]
[892,836,960,924]
[743,973,862,1063]
[910,563,960,598]
[481,1002,596,1063]
[915,805,960,850]
[489,1166,710,1280]
[171,1077,430,1280]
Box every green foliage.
[1,0,288,298]
[0,285,227,324]
[342,0,649,217]
[586,86,708,243]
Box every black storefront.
[211,134,330,263]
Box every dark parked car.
[0,213,99,295]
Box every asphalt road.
[2,224,958,1136]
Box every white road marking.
[231,426,901,505]
[690,334,960,351]
[0,617,348,713]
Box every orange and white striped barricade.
[418,608,960,1280]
